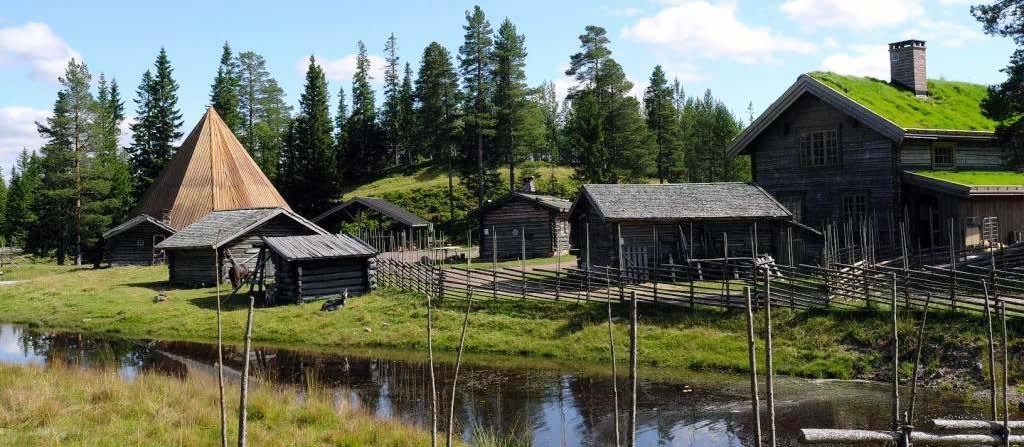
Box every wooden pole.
[521,226,526,300]
[607,268,621,447]
[908,293,931,424]
[617,223,624,302]
[983,280,998,421]
[745,286,763,447]
[447,287,473,447]
[214,246,227,447]
[763,268,777,447]
[237,294,255,447]
[586,222,592,302]
[1000,301,1010,447]
[890,273,900,432]
[628,290,638,447]
[427,280,438,447]
[491,226,497,301]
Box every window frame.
[842,193,868,223]
[778,194,804,223]
[798,128,841,168]
[931,142,956,170]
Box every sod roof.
[808,71,997,132]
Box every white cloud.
[612,7,643,17]
[823,37,840,49]
[0,22,80,82]
[781,0,923,30]
[621,1,816,64]
[0,106,50,173]
[820,44,890,79]
[295,53,387,85]
[903,19,980,47]
[118,116,135,149]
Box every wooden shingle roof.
[575,183,792,222]
[101,214,177,239]
[264,234,377,261]
[155,207,327,250]
[133,107,290,230]
[514,193,572,213]
[312,197,430,228]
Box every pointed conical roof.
[134,107,290,229]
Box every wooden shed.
[101,214,176,266]
[479,192,572,261]
[263,234,378,303]
[312,197,432,235]
[569,183,799,270]
[155,207,328,287]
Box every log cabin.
[264,234,378,303]
[726,40,1019,250]
[101,214,176,266]
[155,207,328,287]
[479,177,572,261]
[569,183,798,270]
[312,196,432,236]
[104,107,291,265]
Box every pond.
[0,324,1004,446]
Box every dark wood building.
[569,183,797,269]
[156,207,328,287]
[479,192,572,261]
[264,234,378,303]
[101,214,176,266]
[312,196,432,241]
[726,40,1016,249]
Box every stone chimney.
[889,39,927,97]
[521,176,536,193]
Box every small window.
[799,129,840,167]
[136,239,145,248]
[842,194,868,223]
[932,142,956,170]
[779,195,803,222]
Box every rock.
[153,292,167,303]
[364,327,372,333]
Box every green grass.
[0,363,448,447]
[809,71,997,131]
[912,170,1024,186]
[0,264,1018,384]
[447,254,578,270]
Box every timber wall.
[480,199,567,260]
[107,224,171,266]
[273,256,376,303]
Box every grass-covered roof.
[808,71,997,132]
[911,170,1024,186]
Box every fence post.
[586,222,592,302]
[617,223,625,303]
[492,225,497,301]
[521,226,526,300]
[745,286,763,447]
[652,225,659,303]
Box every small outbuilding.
[263,234,378,303]
[479,183,572,261]
[156,207,328,287]
[569,183,799,269]
[101,214,177,266]
[313,196,432,235]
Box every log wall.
[480,199,567,261]
[107,224,172,266]
[900,139,1004,170]
[273,256,376,303]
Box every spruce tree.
[538,81,561,162]
[281,56,336,215]
[415,42,461,220]
[458,5,497,208]
[345,41,385,182]
[381,34,403,165]
[236,51,291,182]
[127,48,183,198]
[680,89,745,182]
[93,74,134,234]
[5,151,41,247]
[334,84,348,162]
[492,18,529,193]
[0,171,7,244]
[210,42,242,133]
[397,63,417,163]
[644,65,685,183]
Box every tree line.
[1,5,748,264]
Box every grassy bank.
[0,363,446,446]
[0,263,1018,384]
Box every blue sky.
[0,0,1015,174]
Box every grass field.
[912,170,1024,186]
[0,363,449,447]
[810,71,996,131]
[0,263,1017,384]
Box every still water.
[0,324,998,446]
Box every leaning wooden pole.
[983,280,998,421]
[214,246,227,447]
[890,273,900,433]
[446,286,474,447]
[1000,301,1010,447]
[427,280,438,447]
[607,272,621,447]
[745,286,763,447]
[908,293,931,424]
[763,269,777,447]
[237,293,255,447]
[628,290,638,447]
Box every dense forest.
[0,6,749,265]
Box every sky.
[0,0,1016,175]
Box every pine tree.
[566,26,611,94]
[537,81,561,162]
[397,63,417,163]
[127,48,183,198]
[458,5,497,208]
[381,34,403,166]
[415,42,461,220]
[4,150,41,247]
[237,51,292,182]
[281,56,336,215]
[492,18,529,193]
[345,41,385,182]
[644,65,685,183]
[973,2,1024,167]
[210,42,242,134]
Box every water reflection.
[0,324,1000,446]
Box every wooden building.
[156,207,327,287]
[101,214,176,266]
[104,107,291,265]
[479,190,572,261]
[312,196,432,235]
[264,234,378,303]
[726,40,1016,248]
[569,183,796,269]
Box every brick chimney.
[889,39,927,97]
[521,175,536,193]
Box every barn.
[155,207,328,287]
[101,214,176,266]
[104,107,291,265]
[569,183,800,270]
[263,234,378,304]
[478,187,572,261]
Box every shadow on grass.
[122,281,171,291]
[188,290,272,312]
